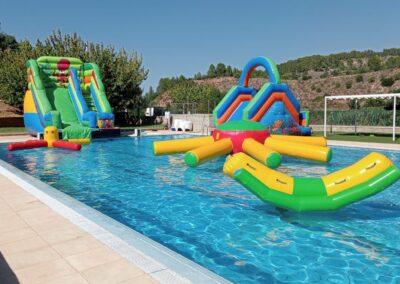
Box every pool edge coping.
[0,159,231,284]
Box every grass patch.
[313,131,400,144]
[0,127,26,134]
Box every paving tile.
[119,274,159,284]
[14,258,76,284]
[0,236,47,254]
[51,235,101,257]
[5,246,60,270]
[0,227,37,246]
[30,215,78,234]
[81,259,144,284]
[38,226,88,245]
[18,206,59,226]
[41,273,89,284]
[66,247,121,272]
[0,211,28,233]
[5,193,45,212]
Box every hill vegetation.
[148,49,400,115]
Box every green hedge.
[310,108,400,126]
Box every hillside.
[154,68,400,110]
[151,49,400,111]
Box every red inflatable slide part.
[8,140,48,151]
[52,140,81,151]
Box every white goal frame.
[324,93,399,141]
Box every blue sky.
[1,0,400,91]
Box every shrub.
[320,71,329,79]
[355,75,363,82]
[368,77,375,83]
[335,82,341,89]
[381,77,395,87]
[331,70,340,76]
[345,80,352,89]
[393,72,400,81]
[316,87,322,93]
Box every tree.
[0,32,18,52]
[216,63,226,77]
[0,30,148,111]
[367,55,381,71]
[207,64,216,78]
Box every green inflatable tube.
[233,166,400,212]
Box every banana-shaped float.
[224,152,400,212]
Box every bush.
[316,87,322,93]
[393,72,400,81]
[335,82,341,89]
[345,80,352,89]
[368,77,375,83]
[320,71,329,79]
[355,75,363,82]
[331,70,340,76]
[381,77,395,87]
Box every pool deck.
[0,132,399,283]
[0,173,158,284]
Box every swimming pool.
[1,136,399,283]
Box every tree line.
[0,30,148,114]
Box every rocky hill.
[151,49,400,110]
[154,68,400,110]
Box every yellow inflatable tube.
[185,138,232,167]
[265,137,332,162]
[153,136,214,155]
[242,138,281,168]
[322,152,393,195]
[271,135,327,147]
[223,152,293,194]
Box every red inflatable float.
[8,140,48,151]
[52,140,81,151]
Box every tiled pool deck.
[0,133,398,283]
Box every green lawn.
[313,131,400,144]
[0,127,26,134]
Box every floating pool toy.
[154,56,330,168]
[224,152,400,212]
[153,56,400,211]
[154,120,331,168]
[8,126,84,151]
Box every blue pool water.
[1,136,400,283]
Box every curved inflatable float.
[224,152,400,212]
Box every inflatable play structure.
[153,56,400,211]
[8,126,88,151]
[213,56,311,135]
[24,56,115,138]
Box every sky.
[1,0,400,92]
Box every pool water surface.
[1,136,399,283]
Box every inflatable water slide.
[213,56,311,135]
[24,56,115,138]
